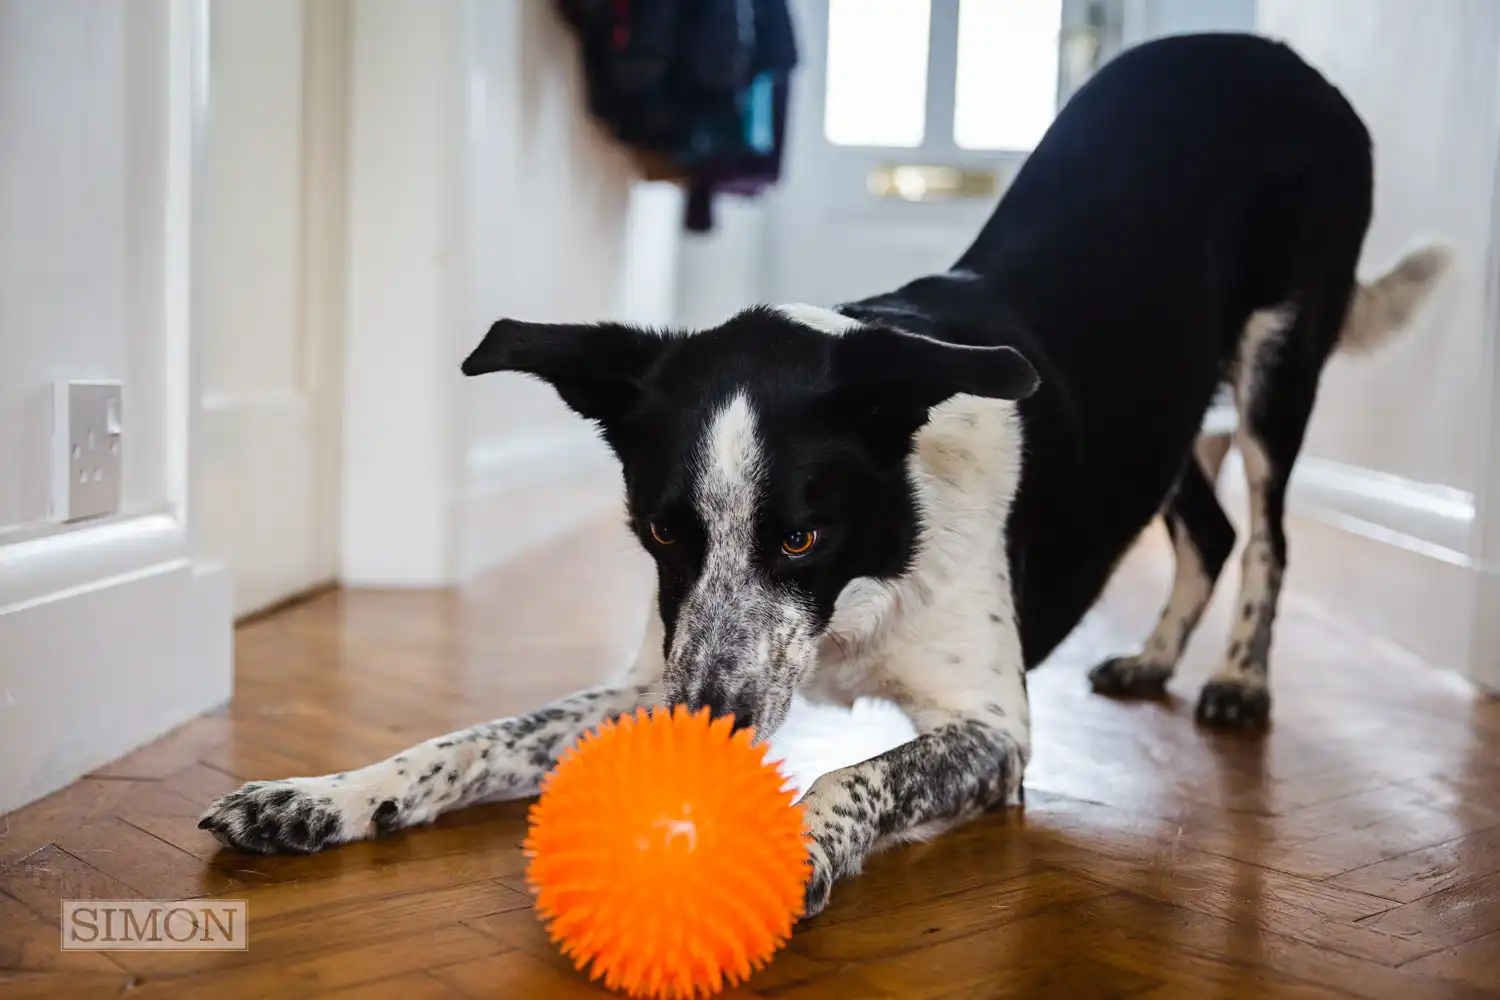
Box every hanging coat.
[555,0,799,231]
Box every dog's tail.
[1337,242,1453,355]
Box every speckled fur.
[661,393,821,735]
[796,393,1031,913]
[199,612,667,853]
[199,336,1031,918]
[196,683,660,852]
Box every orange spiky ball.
[523,704,810,999]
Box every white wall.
[461,1,683,577]
[1121,0,1255,44]
[677,200,769,330]
[0,0,232,814]
[1235,0,1500,684]
[339,0,462,587]
[0,1,169,535]
[1261,0,1495,496]
[463,0,639,453]
[341,0,681,587]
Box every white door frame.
[297,0,350,602]
[1468,96,1500,693]
[195,0,346,617]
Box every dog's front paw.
[198,776,394,854]
[800,840,836,920]
[1088,655,1173,697]
[1195,677,1270,731]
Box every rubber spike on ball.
[523,703,811,998]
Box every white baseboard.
[0,515,232,815]
[0,510,190,609]
[453,428,622,582]
[1219,452,1480,674]
[463,427,615,499]
[1218,449,1476,563]
[1283,457,1474,560]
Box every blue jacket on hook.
[555,0,799,232]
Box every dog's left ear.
[833,325,1039,405]
[829,326,1038,460]
[461,319,665,426]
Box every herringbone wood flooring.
[3,515,1498,999]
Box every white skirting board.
[1219,450,1485,682]
[0,514,232,815]
[452,428,623,583]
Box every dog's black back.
[840,33,1376,666]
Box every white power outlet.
[50,380,124,523]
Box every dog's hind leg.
[1089,451,1237,697]
[1189,337,1335,725]
[1195,305,1309,728]
[198,594,668,854]
[1196,239,1449,728]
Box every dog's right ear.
[461,319,665,426]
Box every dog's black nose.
[723,708,755,735]
[687,678,755,735]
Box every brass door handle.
[868,164,999,202]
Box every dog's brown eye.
[649,523,675,546]
[781,529,817,557]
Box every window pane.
[824,0,931,148]
[953,0,1063,151]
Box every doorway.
[196,0,346,617]
[764,0,1096,306]
[761,0,1254,307]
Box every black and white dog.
[201,34,1449,916]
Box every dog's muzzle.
[679,662,761,733]
[664,574,820,739]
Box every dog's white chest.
[763,696,916,800]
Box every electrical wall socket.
[50,380,124,523]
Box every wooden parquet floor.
[3,516,1499,999]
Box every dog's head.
[461,305,1037,736]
